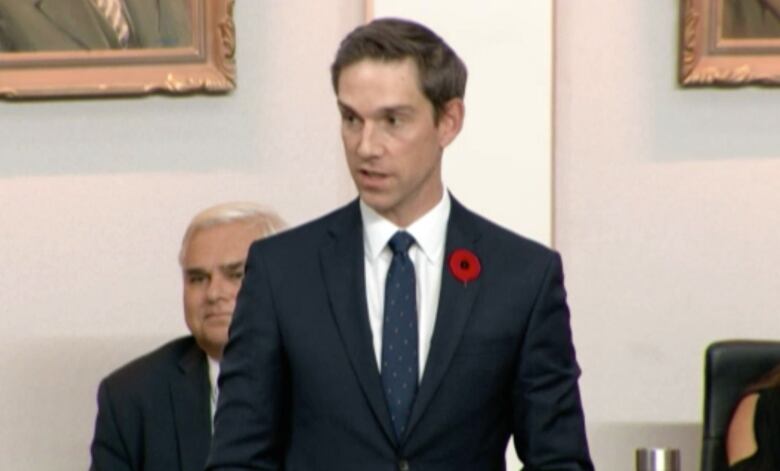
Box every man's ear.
[437,98,465,148]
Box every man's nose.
[206,275,231,302]
[356,122,381,158]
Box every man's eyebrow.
[337,101,356,114]
[220,260,246,272]
[184,267,208,276]
[337,101,415,116]
[379,105,415,115]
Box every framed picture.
[681,0,780,85]
[0,0,235,98]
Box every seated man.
[89,202,285,471]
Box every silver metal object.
[636,448,681,471]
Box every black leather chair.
[701,340,780,471]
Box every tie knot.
[388,231,415,255]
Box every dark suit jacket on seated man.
[0,0,191,51]
[206,18,593,471]
[89,203,285,471]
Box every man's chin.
[359,193,394,214]
[202,325,229,342]
[192,333,228,358]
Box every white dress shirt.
[360,191,451,382]
[207,355,220,430]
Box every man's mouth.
[358,169,390,185]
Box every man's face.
[337,58,462,227]
[181,221,260,359]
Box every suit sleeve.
[206,242,289,470]
[89,380,134,471]
[512,253,594,471]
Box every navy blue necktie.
[381,231,419,440]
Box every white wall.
[555,1,780,470]
[371,0,553,245]
[0,1,362,468]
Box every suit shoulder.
[247,200,357,256]
[100,336,198,392]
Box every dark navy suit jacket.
[207,197,593,470]
[89,336,212,471]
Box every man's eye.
[188,275,207,284]
[229,271,245,280]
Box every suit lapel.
[404,197,482,439]
[170,341,211,471]
[123,0,159,47]
[320,201,397,445]
[36,0,117,49]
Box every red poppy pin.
[448,249,481,286]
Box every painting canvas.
[681,0,780,85]
[0,0,235,98]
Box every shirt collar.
[360,191,451,263]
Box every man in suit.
[207,18,593,470]
[89,202,285,471]
[0,0,190,51]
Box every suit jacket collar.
[321,197,483,447]
[123,0,161,47]
[170,338,212,471]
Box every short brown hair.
[331,18,467,122]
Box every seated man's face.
[181,221,260,359]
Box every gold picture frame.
[0,0,235,98]
[681,0,780,85]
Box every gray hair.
[178,202,286,265]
